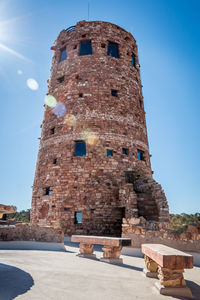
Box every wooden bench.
[142,244,193,298]
[71,235,131,264]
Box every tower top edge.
[53,20,135,47]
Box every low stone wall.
[0,223,64,243]
[122,217,200,253]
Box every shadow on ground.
[0,263,34,300]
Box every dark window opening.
[131,53,136,67]
[107,149,113,157]
[82,34,86,38]
[73,45,77,49]
[64,207,69,211]
[111,89,118,97]
[137,149,145,161]
[79,93,83,97]
[74,141,86,156]
[79,40,92,56]
[52,205,56,208]
[101,43,106,48]
[59,48,67,62]
[50,127,55,135]
[75,212,82,224]
[122,148,128,155]
[139,99,142,108]
[53,158,57,165]
[125,37,130,41]
[124,171,134,184]
[44,187,51,196]
[57,76,64,83]
[107,42,120,58]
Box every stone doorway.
[112,207,125,237]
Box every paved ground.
[0,242,199,300]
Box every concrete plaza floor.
[0,242,199,300]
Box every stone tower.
[31,20,169,236]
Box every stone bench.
[71,235,131,264]
[142,244,193,298]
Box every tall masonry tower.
[31,21,169,236]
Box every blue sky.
[1,0,199,213]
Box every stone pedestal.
[143,255,158,278]
[155,266,192,298]
[77,243,96,259]
[100,246,123,264]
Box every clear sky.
[1,0,199,213]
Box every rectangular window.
[131,53,136,67]
[111,89,118,97]
[79,41,92,56]
[57,76,64,83]
[50,127,55,135]
[107,149,113,157]
[44,187,51,196]
[122,148,128,155]
[53,158,57,165]
[59,48,67,62]
[137,149,145,161]
[124,171,134,184]
[74,141,86,156]
[75,212,82,224]
[107,42,120,58]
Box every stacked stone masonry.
[31,20,169,236]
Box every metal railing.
[66,26,76,33]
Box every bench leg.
[77,243,96,259]
[100,246,123,264]
[143,255,158,278]
[155,266,193,298]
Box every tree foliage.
[6,209,30,223]
[170,213,200,232]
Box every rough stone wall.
[0,224,63,243]
[31,20,169,236]
[122,217,200,253]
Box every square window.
[107,42,120,58]
[44,187,51,196]
[124,171,134,184]
[122,148,128,155]
[79,41,92,56]
[131,54,136,67]
[74,141,86,156]
[111,89,118,97]
[50,127,55,135]
[137,150,145,161]
[59,48,67,62]
[75,212,82,224]
[57,76,64,83]
[107,149,113,157]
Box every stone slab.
[143,268,158,278]
[155,281,193,298]
[100,257,123,264]
[77,253,97,259]
[142,244,193,269]
[72,235,132,247]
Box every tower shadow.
[0,263,34,300]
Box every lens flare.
[87,134,99,145]
[53,102,66,117]
[45,95,57,108]
[82,130,99,145]
[17,69,22,75]
[64,114,76,126]
[27,78,39,90]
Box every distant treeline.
[7,209,30,223]
[170,213,200,232]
